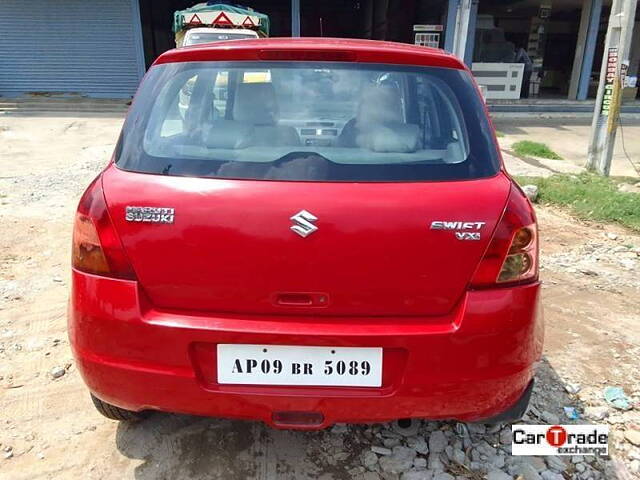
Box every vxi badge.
[512,425,609,456]
[430,220,485,241]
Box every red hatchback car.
[69,38,543,429]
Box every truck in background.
[183,27,259,46]
[174,2,269,47]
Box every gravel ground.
[0,114,639,480]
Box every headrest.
[203,120,253,149]
[233,82,278,125]
[356,123,420,153]
[356,85,404,127]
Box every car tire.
[90,394,149,422]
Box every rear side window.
[117,61,499,182]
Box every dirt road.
[492,116,640,178]
[1,114,639,480]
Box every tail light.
[470,185,538,288]
[72,176,136,280]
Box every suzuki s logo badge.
[290,210,318,238]
[125,206,175,224]
[430,220,485,241]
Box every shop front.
[1,0,637,103]
[139,1,639,104]
[466,0,640,101]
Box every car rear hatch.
[103,167,510,316]
[106,55,508,317]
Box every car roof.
[154,37,466,70]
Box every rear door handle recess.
[274,293,329,307]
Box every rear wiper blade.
[272,151,334,165]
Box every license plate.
[217,344,382,387]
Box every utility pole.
[291,0,300,37]
[587,0,638,176]
[452,0,473,61]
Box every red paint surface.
[69,270,542,428]
[69,39,542,428]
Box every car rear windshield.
[116,61,500,182]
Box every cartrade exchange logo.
[512,425,609,456]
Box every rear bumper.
[68,270,543,429]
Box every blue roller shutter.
[0,0,145,98]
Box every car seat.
[338,84,420,153]
[232,83,300,147]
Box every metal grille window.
[0,0,145,98]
